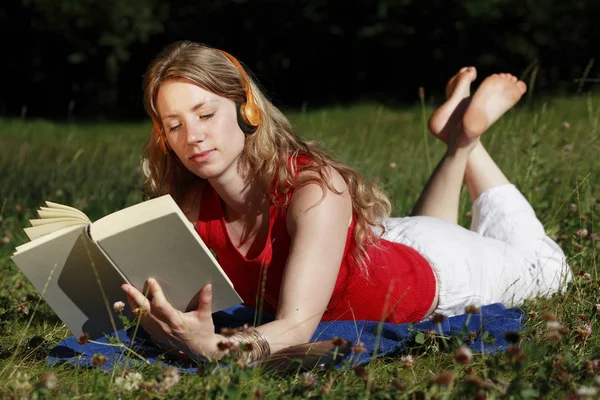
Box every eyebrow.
[162,100,216,120]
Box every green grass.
[0,94,599,399]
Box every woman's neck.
[208,170,269,222]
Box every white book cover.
[11,195,242,339]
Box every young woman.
[121,41,571,362]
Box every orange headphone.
[155,48,261,154]
[217,49,261,134]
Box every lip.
[189,149,215,164]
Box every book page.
[15,224,89,254]
[24,220,88,241]
[12,226,133,339]
[90,195,242,313]
[22,201,91,241]
[45,201,91,222]
[30,217,85,227]
[37,208,88,222]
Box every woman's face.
[156,78,246,181]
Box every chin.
[185,156,240,181]
[186,164,223,180]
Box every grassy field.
[0,94,598,399]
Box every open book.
[11,195,242,340]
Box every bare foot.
[462,74,527,140]
[428,66,477,143]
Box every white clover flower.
[301,371,317,389]
[581,272,592,281]
[14,372,32,393]
[113,301,126,313]
[159,367,181,392]
[575,386,597,399]
[38,372,58,390]
[114,371,143,391]
[454,346,473,364]
[400,354,414,369]
[547,321,562,330]
[577,228,589,238]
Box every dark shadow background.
[1,0,599,121]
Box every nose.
[185,120,206,145]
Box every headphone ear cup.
[242,101,261,127]
[236,102,257,134]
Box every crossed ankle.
[446,139,480,158]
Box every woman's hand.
[121,278,220,360]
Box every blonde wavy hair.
[141,40,391,275]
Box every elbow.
[294,327,316,344]
[296,327,317,344]
[276,314,320,344]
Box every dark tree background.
[1,0,599,121]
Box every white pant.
[381,184,572,317]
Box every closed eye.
[167,112,213,132]
[200,112,215,120]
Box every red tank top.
[196,185,436,324]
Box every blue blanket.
[47,303,524,373]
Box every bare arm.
[254,167,353,353]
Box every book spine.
[86,225,132,286]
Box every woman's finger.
[123,292,139,316]
[123,292,172,334]
[122,286,157,327]
[193,284,213,318]
[121,283,151,311]
[147,278,168,305]
[147,278,182,325]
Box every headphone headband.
[217,49,261,129]
[217,50,254,102]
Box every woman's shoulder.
[284,152,350,213]
[294,164,347,191]
[287,165,352,228]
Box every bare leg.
[464,142,510,202]
[412,72,527,222]
[410,147,471,223]
[411,67,477,223]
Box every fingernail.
[206,284,212,294]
